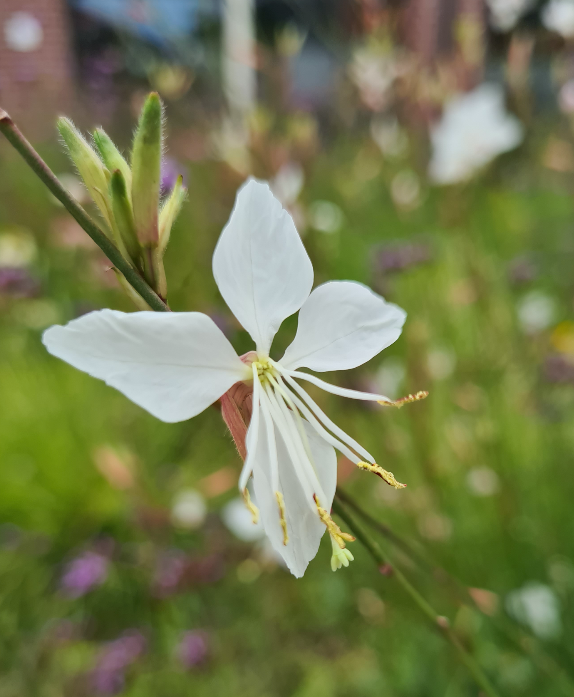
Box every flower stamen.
[378,391,429,408]
[242,488,259,524]
[356,461,406,489]
[275,491,289,545]
[314,495,355,549]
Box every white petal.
[212,178,313,354]
[281,281,406,371]
[252,416,337,578]
[42,310,249,423]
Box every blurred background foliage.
[3,0,574,695]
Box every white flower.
[171,489,207,530]
[429,84,523,185]
[349,42,398,112]
[517,290,556,334]
[4,12,43,52]
[506,583,562,640]
[222,497,265,542]
[542,0,574,38]
[486,0,535,32]
[270,162,304,208]
[43,179,417,578]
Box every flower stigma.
[331,535,354,572]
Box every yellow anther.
[357,461,406,489]
[242,488,259,524]
[314,495,355,549]
[378,390,429,408]
[330,534,354,571]
[275,491,289,546]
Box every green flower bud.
[93,128,132,193]
[57,117,113,230]
[158,175,186,256]
[110,170,140,265]
[131,92,162,246]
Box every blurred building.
[0,0,73,135]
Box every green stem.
[0,108,169,313]
[337,490,574,696]
[331,497,502,697]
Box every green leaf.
[131,92,162,245]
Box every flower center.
[251,356,278,387]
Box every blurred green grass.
[2,125,574,696]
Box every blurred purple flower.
[161,157,187,195]
[0,267,40,298]
[60,551,108,598]
[152,549,187,598]
[187,553,226,585]
[176,630,209,669]
[508,255,538,285]
[92,631,146,696]
[375,241,432,274]
[543,354,574,383]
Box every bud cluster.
[57,93,185,306]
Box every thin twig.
[336,488,430,570]
[0,108,169,313]
[336,490,574,696]
[332,497,502,697]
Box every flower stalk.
[332,496,502,697]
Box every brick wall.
[0,0,74,137]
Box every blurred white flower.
[212,119,250,175]
[429,84,523,185]
[349,43,398,111]
[506,583,562,640]
[427,348,456,380]
[517,291,556,333]
[390,170,421,209]
[270,162,304,207]
[370,116,408,159]
[486,0,535,32]
[0,230,37,267]
[542,0,574,38]
[308,200,343,233]
[374,357,406,399]
[171,489,207,530]
[4,12,43,52]
[466,467,501,496]
[222,496,265,542]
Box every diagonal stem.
[0,108,169,313]
[336,490,574,696]
[331,497,502,697]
